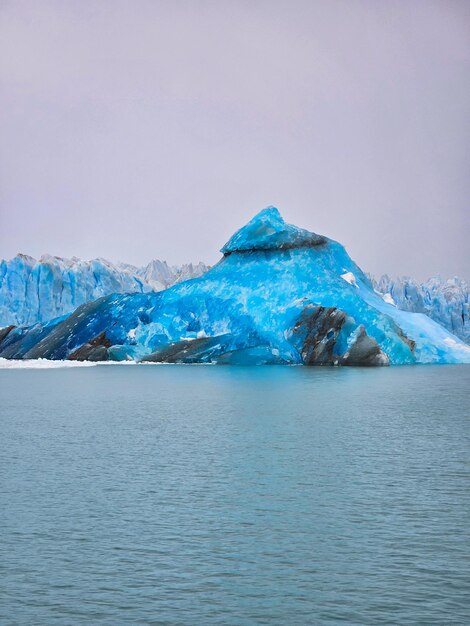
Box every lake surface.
[1,364,469,625]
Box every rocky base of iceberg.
[0,303,390,367]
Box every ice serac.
[1,207,469,365]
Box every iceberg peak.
[221,206,327,255]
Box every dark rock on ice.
[68,332,112,361]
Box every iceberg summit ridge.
[1,207,469,366]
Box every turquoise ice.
[1,208,469,365]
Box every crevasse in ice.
[1,207,469,365]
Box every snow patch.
[382,293,396,306]
[341,272,358,288]
[443,337,470,353]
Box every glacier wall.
[0,254,208,327]
[372,275,469,344]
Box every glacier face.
[372,275,469,344]
[1,207,469,365]
[0,254,208,327]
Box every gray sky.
[0,0,469,279]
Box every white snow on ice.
[381,293,396,306]
[341,272,359,288]
[443,337,470,353]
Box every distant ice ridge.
[0,254,208,327]
[137,259,208,291]
[372,275,469,344]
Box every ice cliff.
[0,254,208,327]
[1,207,469,366]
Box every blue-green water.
[1,364,469,625]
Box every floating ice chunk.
[0,357,98,368]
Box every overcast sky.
[0,0,469,279]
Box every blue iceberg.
[1,207,469,365]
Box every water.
[1,364,469,625]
